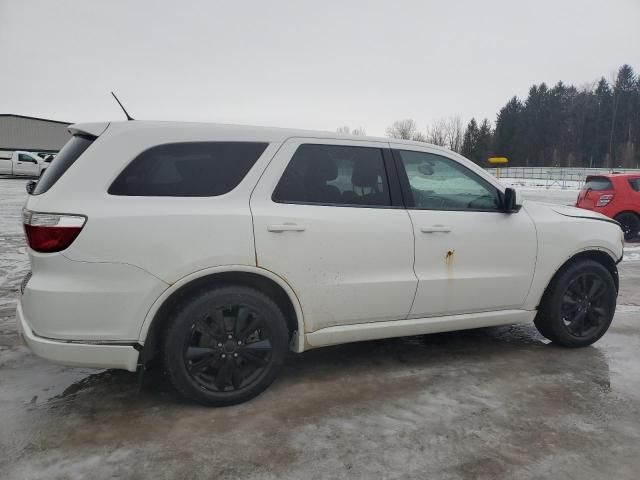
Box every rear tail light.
[23,210,86,253]
[596,194,614,207]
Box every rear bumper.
[16,300,139,372]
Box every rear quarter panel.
[27,122,282,284]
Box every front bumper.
[16,300,139,372]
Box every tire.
[614,212,639,241]
[534,259,617,347]
[163,286,289,406]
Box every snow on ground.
[500,177,583,190]
[0,179,29,316]
[500,178,581,206]
[624,245,640,262]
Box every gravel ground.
[1,178,640,480]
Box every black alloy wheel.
[561,273,609,337]
[163,286,289,406]
[185,305,273,392]
[534,259,617,347]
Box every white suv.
[18,121,624,406]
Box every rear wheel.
[163,286,289,406]
[534,259,617,347]
[614,212,639,241]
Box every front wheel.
[534,259,617,347]
[614,212,639,241]
[163,286,290,406]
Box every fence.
[486,167,640,189]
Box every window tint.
[273,144,391,207]
[583,177,613,191]
[629,178,640,192]
[397,150,500,211]
[32,135,95,195]
[109,142,268,197]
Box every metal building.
[0,114,71,154]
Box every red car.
[576,173,640,240]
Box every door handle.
[421,225,451,233]
[267,223,306,232]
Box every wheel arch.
[614,210,640,221]
[614,209,640,218]
[138,266,305,364]
[536,249,620,309]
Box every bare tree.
[444,116,464,152]
[425,116,464,152]
[336,126,367,136]
[385,119,426,141]
[425,119,447,146]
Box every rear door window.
[272,144,391,207]
[108,142,268,197]
[629,178,640,192]
[32,135,95,195]
[583,177,613,191]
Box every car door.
[391,145,537,318]
[16,153,40,176]
[250,138,417,333]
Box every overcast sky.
[2,0,639,136]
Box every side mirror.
[26,180,37,195]
[502,187,522,213]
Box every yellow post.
[488,157,509,179]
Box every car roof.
[69,120,454,153]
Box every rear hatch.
[576,176,615,210]
[24,123,109,253]
[30,122,108,196]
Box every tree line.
[339,64,640,169]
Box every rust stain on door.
[445,249,455,266]
[444,249,455,281]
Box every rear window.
[108,142,268,197]
[583,177,613,191]
[629,178,640,192]
[32,135,95,195]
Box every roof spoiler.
[68,122,110,137]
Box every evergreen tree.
[389,64,640,168]
[487,64,638,168]
[493,96,523,164]
[611,64,637,167]
[591,78,613,167]
[461,118,479,160]
[476,119,493,164]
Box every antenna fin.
[110,92,134,121]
